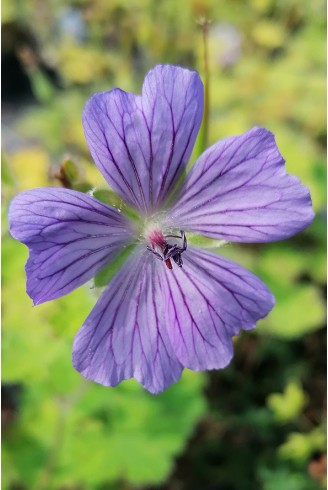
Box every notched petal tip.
[169,126,315,243]
[72,250,183,394]
[143,64,203,93]
[82,64,204,213]
[73,244,276,392]
[9,187,134,304]
[161,247,276,372]
[72,346,182,395]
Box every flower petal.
[83,65,203,214]
[162,247,275,370]
[168,127,314,242]
[73,248,183,394]
[8,188,134,305]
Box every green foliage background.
[2,0,326,489]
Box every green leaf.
[267,381,308,423]
[259,466,319,490]
[278,428,326,463]
[29,67,55,103]
[187,232,227,250]
[258,284,325,339]
[92,188,140,221]
[61,158,80,184]
[93,243,136,287]
[56,370,205,486]
[72,181,94,193]
[1,151,15,189]
[92,188,123,207]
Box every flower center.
[144,225,187,270]
[147,229,167,249]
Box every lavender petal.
[168,127,314,242]
[73,248,183,394]
[83,65,203,214]
[162,246,275,370]
[8,188,134,305]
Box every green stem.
[38,381,88,489]
[38,402,67,490]
[199,18,211,154]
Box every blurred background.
[2,0,326,489]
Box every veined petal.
[168,127,314,242]
[8,188,134,305]
[83,65,203,214]
[162,247,274,370]
[73,248,183,394]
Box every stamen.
[146,229,166,249]
[145,228,187,270]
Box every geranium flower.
[9,65,314,394]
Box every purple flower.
[9,65,314,394]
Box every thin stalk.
[38,381,89,489]
[198,18,211,154]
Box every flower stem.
[38,381,88,489]
[39,404,66,489]
[198,18,211,154]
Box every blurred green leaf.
[258,284,325,339]
[267,381,308,423]
[93,243,136,287]
[58,40,111,84]
[259,466,319,490]
[279,428,326,463]
[252,21,286,48]
[8,147,51,190]
[29,67,55,103]
[2,151,15,189]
